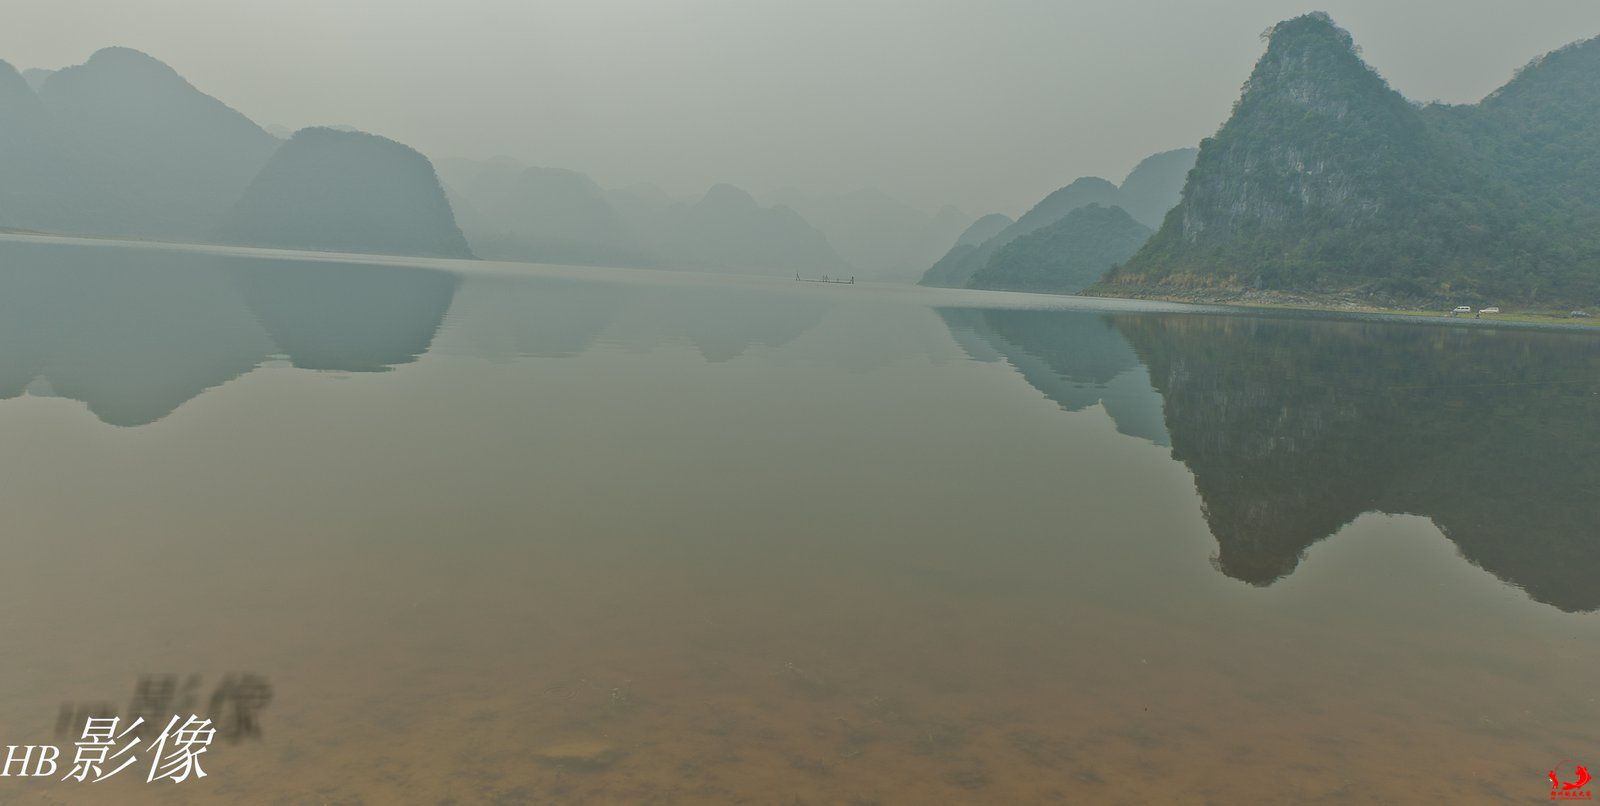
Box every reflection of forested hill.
[938,308,1168,446]
[235,260,459,372]
[0,240,458,425]
[1113,314,1600,612]
[0,246,273,427]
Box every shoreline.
[1083,285,1600,331]
[6,227,1598,333]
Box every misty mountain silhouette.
[1114,148,1199,229]
[2,46,944,277]
[216,127,471,258]
[0,59,64,231]
[925,214,1014,289]
[682,184,847,274]
[442,157,851,277]
[768,187,970,282]
[1,48,472,260]
[30,47,278,238]
[438,157,654,267]
[952,213,1014,249]
[923,178,1121,288]
[19,67,53,92]
[921,149,1193,290]
[971,204,1153,294]
[607,182,849,276]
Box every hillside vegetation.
[1101,13,1600,307]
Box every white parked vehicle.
[1479,307,1500,314]
[1451,306,1472,315]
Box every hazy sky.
[10,1,1600,216]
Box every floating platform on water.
[795,273,855,284]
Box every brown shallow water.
[0,236,1597,804]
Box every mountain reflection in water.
[948,307,1600,612]
[0,240,459,426]
[3,236,1594,612]
[2,236,1598,802]
[0,240,834,425]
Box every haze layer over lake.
[1,235,1596,803]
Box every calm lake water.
[1,235,1597,804]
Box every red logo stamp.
[1550,760,1592,801]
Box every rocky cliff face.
[1183,16,1425,234]
[1105,13,1600,306]
[215,127,472,258]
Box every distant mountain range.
[614,181,849,276]
[1,47,278,240]
[438,156,653,267]
[968,205,1153,294]
[441,155,853,275]
[952,214,1013,249]
[920,148,1196,291]
[0,48,466,257]
[1098,13,1600,308]
[33,19,1600,301]
[3,47,932,274]
[766,187,971,283]
[442,155,965,279]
